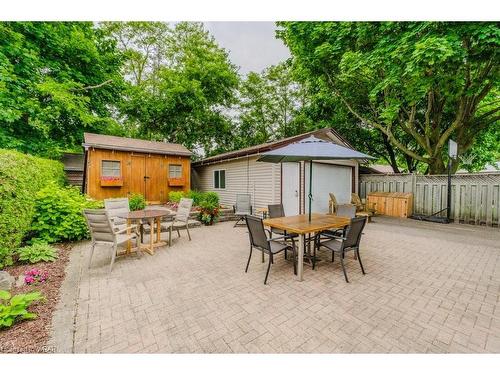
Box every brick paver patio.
[54,217,500,353]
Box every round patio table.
[118,209,174,255]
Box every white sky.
[203,22,291,75]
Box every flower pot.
[168,178,185,186]
[100,177,123,187]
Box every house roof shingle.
[83,133,192,156]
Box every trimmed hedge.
[0,149,65,268]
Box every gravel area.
[0,244,71,353]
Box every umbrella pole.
[308,161,313,222]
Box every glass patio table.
[118,209,174,255]
[263,213,351,281]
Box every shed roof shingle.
[83,133,192,156]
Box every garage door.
[305,162,352,214]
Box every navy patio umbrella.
[257,136,374,221]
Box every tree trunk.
[428,154,447,174]
[382,133,400,173]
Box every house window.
[169,164,182,178]
[214,170,226,189]
[101,160,121,177]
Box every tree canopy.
[277,22,500,173]
[1,21,498,173]
[0,22,124,157]
[103,22,240,157]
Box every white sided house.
[191,128,362,215]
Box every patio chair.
[83,209,140,273]
[315,216,367,283]
[244,215,296,285]
[104,197,130,231]
[336,204,357,218]
[233,194,252,227]
[351,193,376,213]
[351,193,375,222]
[319,204,357,244]
[267,204,297,260]
[328,193,338,214]
[162,198,195,246]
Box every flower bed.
[0,244,71,353]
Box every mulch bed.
[0,244,71,353]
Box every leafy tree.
[0,22,125,157]
[234,62,308,149]
[105,22,240,157]
[278,22,500,174]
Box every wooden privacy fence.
[359,173,500,227]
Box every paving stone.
[52,217,499,353]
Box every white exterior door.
[281,162,300,216]
[305,162,352,214]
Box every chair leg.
[332,251,334,263]
[88,243,95,269]
[292,246,297,275]
[356,248,365,275]
[169,226,173,246]
[233,217,241,227]
[312,241,317,270]
[340,252,349,283]
[177,229,181,238]
[109,244,117,273]
[135,236,141,258]
[264,253,273,285]
[245,246,253,273]
[186,225,191,241]
[284,248,287,260]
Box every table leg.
[156,218,161,243]
[149,218,154,255]
[127,218,132,254]
[297,234,304,281]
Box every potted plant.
[197,200,220,226]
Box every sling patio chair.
[83,208,140,273]
[315,216,367,283]
[162,198,196,246]
[233,194,252,227]
[267,203,298,260]
[104,197,130,232]
[244,215,296,285]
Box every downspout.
[82,146,88,194]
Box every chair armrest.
[114,224,138,234]
[267,235,290,242]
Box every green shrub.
[30,184,96,243]
[201,192,220,206]
[186,190,204,206]
[0,149,65,268]
[0,290,44,329]
[16,242,58,264]
[129,193,146,211]
[168,191,185,203]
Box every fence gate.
[359,173,500,227]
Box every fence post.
[411,173,417,212]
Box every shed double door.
[129,155,166,203]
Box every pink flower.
[25,276,35,284]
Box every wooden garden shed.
[83,133,192,204]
